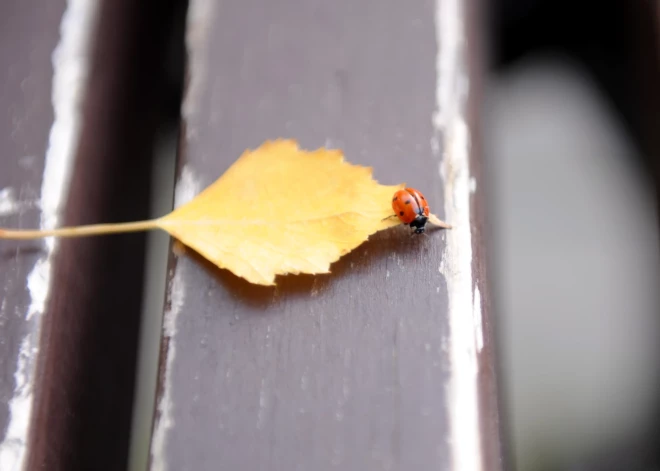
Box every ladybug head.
[409,215,428,234]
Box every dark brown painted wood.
[23,1,184,469]
[0,1,67,468]
[150,0,502,470]
[0,1,183,470]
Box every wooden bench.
[0,0,503,469]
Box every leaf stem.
[0,219,160,240]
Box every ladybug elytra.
[390,187,430,234]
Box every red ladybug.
[391,187,430,234]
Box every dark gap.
[490,0,658,181]
[131,0,189,469]
[27,1,188,470]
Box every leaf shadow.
[185,224,447,310]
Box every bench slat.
[149,0,503,469]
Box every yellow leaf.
[0,139,451,286]
[156,139,404,285]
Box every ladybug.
[390,187,430,234]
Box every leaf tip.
[428,214,452,229]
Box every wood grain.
[149,0,503,469]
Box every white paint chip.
[174,165,202,209]
[0,188,38,218]
[0,188,18,217]
[0,1,101,470]
[150,266,187,471]
[434,0,483,470]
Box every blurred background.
[484,0,660,469]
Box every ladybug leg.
[381,214,398,222]
[409,226,426,236]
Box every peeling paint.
[0,188,18,218]
[150,165,200,471]
[434,0,483,470]
[0,1,100,470]
[0,188,38,218]
[173,166,202,218]
[148,162,202,469]
[150,265,186,471]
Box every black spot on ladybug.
[399,211,404,216]
[404,200,411,204]
[421,196,425,200]
[392,196,397,201]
